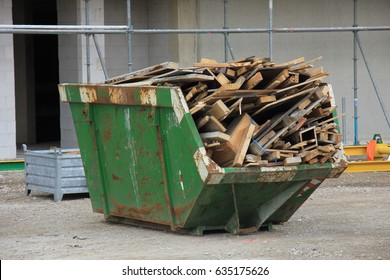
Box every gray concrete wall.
[0,0,16,159]
[58,0,106,148]
[195,0,390,144]
[57,0,82,149]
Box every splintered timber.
[106,56,344,168]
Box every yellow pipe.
[345,160,390,173]
[343,145,367,156]
[375,144,390,156]
[344,144,390,157]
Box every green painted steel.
[0,160,25,172]
[60,83,347,235]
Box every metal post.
[268,0,273,60]
[85,0,91,83]
[355,33,390,129]
[1,25,390,35]
[127,0,133,72]
[342,97,347,145]
[353,0,358,145]
[92,35,108,79]
[223,0,228,62]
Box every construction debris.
[106,56,344,167]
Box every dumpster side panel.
[70,103,105,213]
[89,104,172,225]
[159,107,206,227]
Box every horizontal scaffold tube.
[0,25,390,35]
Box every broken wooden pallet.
[105,55,343,167]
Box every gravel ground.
[0,170,389,260]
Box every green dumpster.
[59,84,347,235]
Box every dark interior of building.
[13,0,60,146]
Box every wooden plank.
[318,144,336,153]
[259,130,276,146]
[252,86,317,117]
[189,102,207,115]
[316,113,346,126]
[203,116,227,132]
[207,100,230,120]
[266,151,281,161]
[236,66,248,77]
[207,89,275,99]
[225,68,236,78]
[302,149,320,162]
[232,123,255,166]
[306,66,323,77]
[272,140,285,149]
[290,56,323,71]
[245,154,263,163]
[265,148,299,154]
[105,61,179,84]
[215,72,230,86]
[253,119,271,138]
[221,76,246,90]
[283,156,302,166]
[274,57,305,67]
[185,83,208,101]
[307,157,319,164]
[297,98,311,110]
[200,132,230,142]
[204,142,220,148]
[219,98,243,121]
[234,76,246,89]
[211,113,255,166]
[264,69,289,89]
[152,73,214,84]
[195,115,210,129]
[289,141,308,150]
[242,72,263,89]
[193,58,229,68]
[278,73,299,89]
[274,76,324,94]
[255,95,276,106]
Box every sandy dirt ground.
[0,170,389,260]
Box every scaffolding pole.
[127,0,133,72]
[1,25,389,35]
[268,0,273,60]
[84,0,91,83]
[353,0,359,145]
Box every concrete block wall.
[104,0,173,77]
[147,0,172,65]
[57,0,82,148]
[0,0,16,159]
[196,0,390,144]
[58,0,106,148]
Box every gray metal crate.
[23,145,88,202]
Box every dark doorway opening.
[13,0,60,146]
[33,1,60,143]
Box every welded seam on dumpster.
[171,88,189,124]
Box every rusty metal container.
[59,83,346,235]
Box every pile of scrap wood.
[105,56,344,167]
